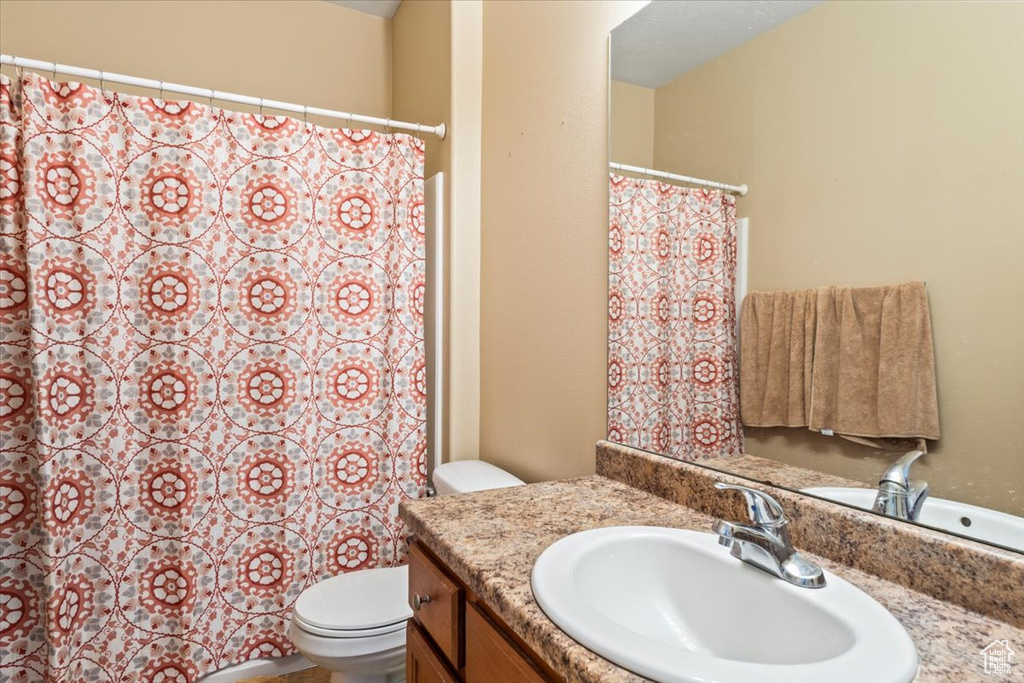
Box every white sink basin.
[803,487,1024,552]
[532,526,918,683]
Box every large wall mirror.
[607,0,1023,552]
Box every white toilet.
[289,461,525,683]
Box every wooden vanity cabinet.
[407,540,560,683]
[407,619,458,683]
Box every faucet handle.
[714,482,787,527]
[879,450,925,488]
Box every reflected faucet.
[873,450,929,522]
[712,483,826,589]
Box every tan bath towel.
[739,289,817,427]
[809,281,940,443]
[740,281,940,450]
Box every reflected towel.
[809,281,940,442]
[739,288,817,427]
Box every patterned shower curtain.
[607,173,742,460]
[0,73,426,682]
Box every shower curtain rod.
[0,54,447,140]
[610,162,748,196]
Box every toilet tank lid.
[433,460,525,493]
[294,565,412,631]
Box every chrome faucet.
[712,482,826,588]
[873,450,929,522]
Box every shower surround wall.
[0,74,426,682]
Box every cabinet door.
[407,620,459,683]
[465,603,548,683]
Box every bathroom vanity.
[401,442,1024,683]
[406,539,557,682]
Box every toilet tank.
[432,461,525,496]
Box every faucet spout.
[873,451,929,521]
[878,450,925,489]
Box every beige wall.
[650,1,1024,514]
[0,0,391,118]
[479,0,647,482]
[448,1,484,462]
[392,0,453,467]
[610,80,654,168]
[393,0,451,181]
[392,0,484,464]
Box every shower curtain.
[0,73,427,682]
[607,173,742,460]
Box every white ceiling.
[612,0,822,89]
[326,0,402,20]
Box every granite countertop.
[702,452,869,491]
[400,475,1023,683]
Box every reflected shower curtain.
[607,173,742,459]
[0,73,427,682]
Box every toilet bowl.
[289,565,411,683]
[289,461,524,683]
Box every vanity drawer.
[409,541,464,667]
[465,603,548,683]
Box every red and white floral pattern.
[315,427,392,510]
[218,435,312,524]
[315,256,392,341]
[121,244,217,341]
[608,175,742,460]
[221,251,311,341]
[0,74,426,682]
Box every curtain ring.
[159,81,165,101]
[385,118,392,135]
[259,98,265,117]
[51,61,57,81]
[13,56,23,80]
[302,105,308,124]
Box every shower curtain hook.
[385,118,392,135]
[51,60,57,81]
[259,97,265,118]
[13,56,23,80]
[99,70,105,91]
[158,80,165,101]
[302,105,308,124]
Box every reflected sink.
[532,526,917,683]
[803,487,1024,552]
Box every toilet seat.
[292,613,406,639]
[288,617,408,661]
[292,565,412,639]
